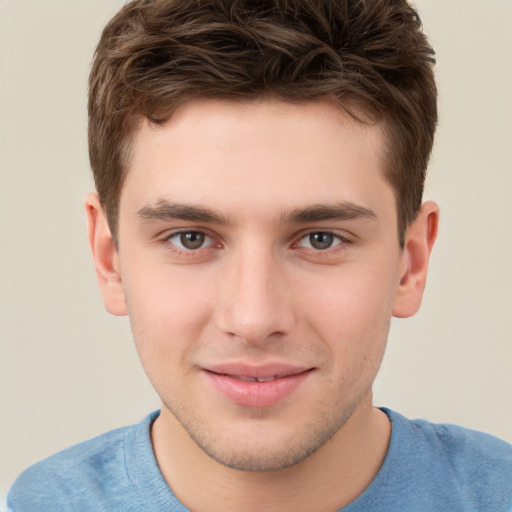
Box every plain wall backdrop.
[1,0,511,497]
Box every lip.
[202,363,314,408]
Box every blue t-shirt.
[7,409,512,511]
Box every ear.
[85,193,127,316]
[393,201,439,318]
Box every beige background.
[1,0,511,497]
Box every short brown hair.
[89,0,437,244]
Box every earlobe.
[393,201,439,318]
[85,193,127,316]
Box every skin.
[86,98,438,511]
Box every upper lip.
[203,362,313,380]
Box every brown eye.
[180,232,205,249]
[167,231,212,251]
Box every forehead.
[121,98,392,223]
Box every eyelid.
[161,228,221,254]
[293,229,353,251]
[158,227,353,256]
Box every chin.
[197,439,319,472]
[178,410,352,473]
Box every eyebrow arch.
[285,203,377,224]
[137,200,232,225]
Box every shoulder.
[384,409,512,511]
[7,412,158,512]
[404,412,512,470]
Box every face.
[112,98,408,471]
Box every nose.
[216,246,296,345]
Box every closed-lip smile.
[202,363,315,407]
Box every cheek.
[298,263,398,361]
[121,263,215,372]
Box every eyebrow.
[137,200,232,224]
[136,200,377,226]
[284,203,377,224]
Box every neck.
[151,393,391,512]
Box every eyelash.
[162,230,218,256]
[160,229,352,257]
[294,231,349,252]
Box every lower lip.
[203,370,312,408]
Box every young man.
[7,0,512,510]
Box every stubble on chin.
[162,392,362,473]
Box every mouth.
[234,375,288,383]
[202,364,314,407]
[209,370,310,382]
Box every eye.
[167,231,213,250]
[297,232,343,250]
